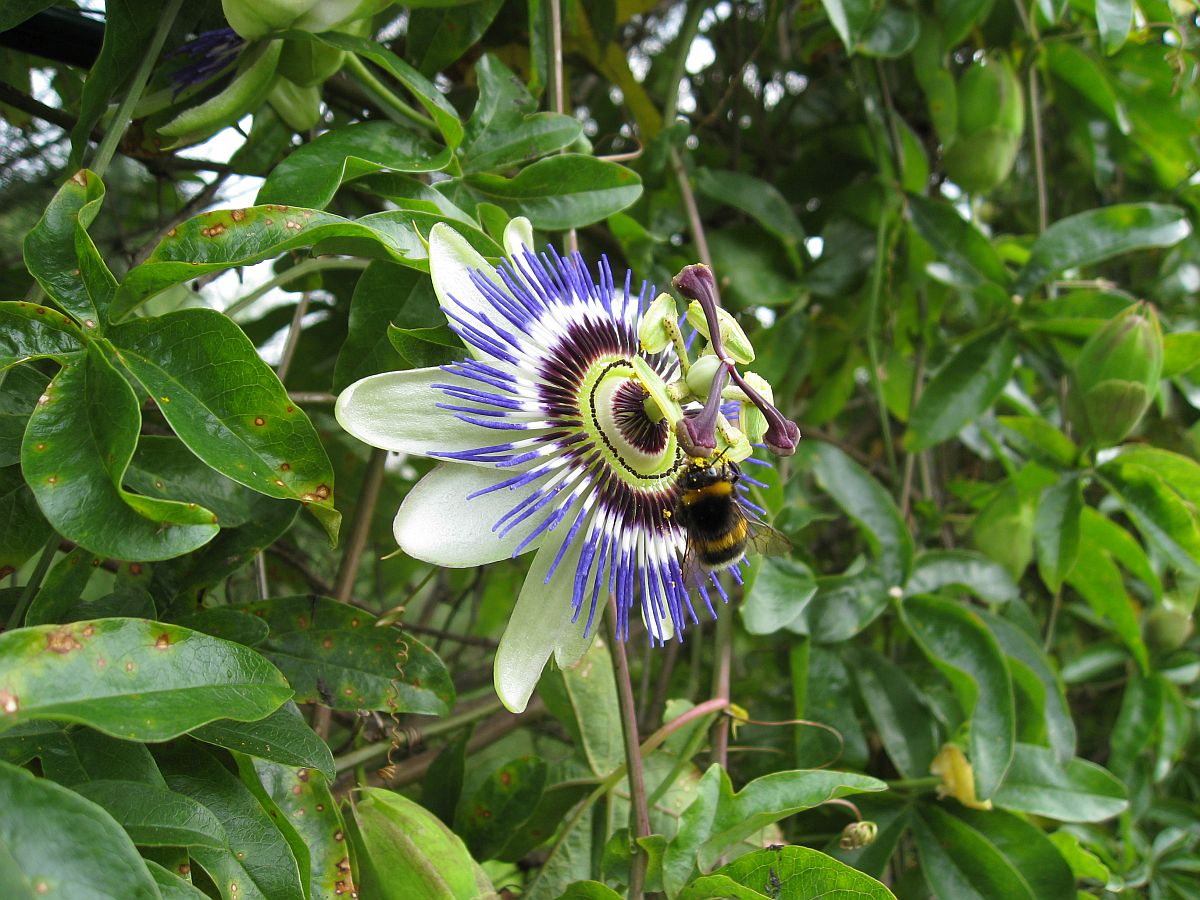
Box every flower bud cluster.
[637,264,799,462]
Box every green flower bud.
[685,300,754,364]
[1068,301,1164,448]
[639,292,678,354]
[725,370,772,443]
[943,53,1024,194]
[221,0,391,39]
[267,77,322,131]
[685,353,724,399]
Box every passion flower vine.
[335,218,799,711]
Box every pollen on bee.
[662,509,672,518]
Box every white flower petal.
[394,463,550,567]
[503,217,535,261]
[495,525,591,713]
[429,222,505,362]
[336,368,498,462]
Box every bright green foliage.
[1,0,1198,897]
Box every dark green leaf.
[111,308,339,542]
[0,618,291,741]
[849,644,939,778]
[793,642,870,769]
[695,168,805,264]
[904,329,1017,451]
[22,170,107,325]
[1096,0,1132,54]
[0,365,48,466]
[819,0,884,50]
[796,572,889,643]
[157,743,306,900]
[1014,204,1191,295]
[905,550,1020,604]
[423,728,470,826]
[1163,332,1200,377]
[250,756,355,899]
[1108,669,1163,774]
[387,323,465,368]
[465,155,642,229]
[1034,474,1082,593]
[257,122,453,210]
[236,596,455,715]
[455,756,547,860]
[73,780,227,848]
[408,2,506,77]
[172,608,270,646]
[127,436,266,530]
[1099,460,1200,579]
[1044,44,1131,134]
[900,595,1015,800]
[39,727,163,787]
[0,759,159,899]
[996,415,1078,467]
[556,638,622,775]
[0,301,85,369]
[906,193,1010,288]
[741,556,817,635]
[993,743,1128,822]
[24,546,100,627]
[557,882,624,900]
[678,845,896,900]
[145,860,209,899]
[858,5,920,58]
[20,345,219,561]
[913,804,1074,900]
[800,441,913,586]
[459,55,583,174]
[192,702,335,784]
[0,467,50,578]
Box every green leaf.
[257,122,453,210]
[1098,460,1200,579]
[110,308,340,542]
[819,0,884,50]
[1108,668,1163,774]
[459,55,583,174]
[1046,831,1112,885]
[557,638,623,775]
[0,759,160,899]
[157,743,306,900]
[145,859,210,899]
[1079,506,1161,599]
[1034,474,1082,593]
[0,467,50,579]
[858,5,920,58]
[0,618,291,741]
[663,765,887,892]
[408,0,506,76]
[741,557,817,635]
[913,804,1074,900]
[904,550,1019,604]
[314,32,465,151]
[455,756,547,860]
[977,612,1075,762]
[557,882,624,900]
[423,729,469,826]
[1044,43,1131,134]
[192,702,336,784]
[465,155,642,229]
[20,345,219,561]
[173,608,270,646]
[900,595,1015,800]
[796,572,889,643]
[334,262,446,391]
[1014,204,1191,296]
[248,756,356,900]
[695,169,806,265]
[351,786,494,900]
[1163,332,1200,378]
[236,596,455,715]
[800,442,913,586]
[848,644,939,778]
[387,323,465,368]
[0,301,86,370]
[793,642,870,770]
[0,365,48,466]
[113,205,412,320]
[24,546,101,627]
[39,727,164,787]
[678,845,896,900]
[904,329,1017,451]
[1111,446,1200,509]
[906,193,1010,288]
[993,743,1128,822]
[72,779,227,847]
[995,415,1078,467]
[1095,0,1132,54]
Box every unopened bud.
[639,292,678,354]
[686,300,755,364]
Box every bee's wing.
[747,520,792,557]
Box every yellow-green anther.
[639,292,678,354]
[685,353,723,400]
[685,299,755,364]
[730,371,773,443]
[716,416,753,462]
[630,355,681,425]
[158,39,282,146]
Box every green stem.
[663,0,707,123]
[865,207,898,480]
[607,600,651,900]
[223,258,369,318]
[886,775,941,791]
[343,53,436,131]
[7,538,58,629]
[91,0,184,178]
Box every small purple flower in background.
[336,218,798,711]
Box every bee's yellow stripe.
[680,481,734,504]
[701,518,749,552]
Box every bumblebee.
[675,455,791,573]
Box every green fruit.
[1144,606,1194,652]
[944,53,1025,193]
[268,78,322,131]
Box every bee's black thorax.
[677,461,749,568]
